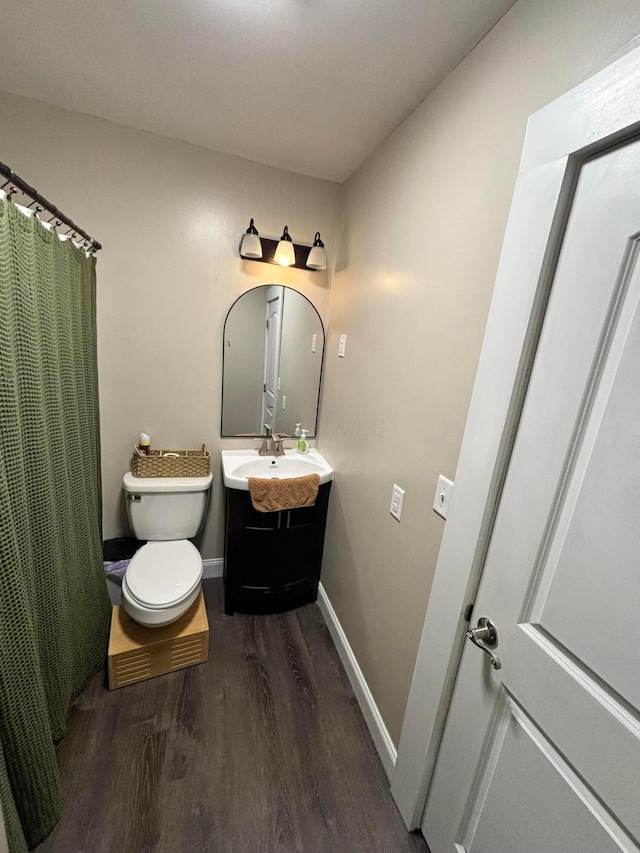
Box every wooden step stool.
[108,591,209,689]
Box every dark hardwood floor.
[37,579,428,853]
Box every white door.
[422,138,640,851]
[261,286,283,433]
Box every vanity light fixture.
[274,225,296,267]
[306,232,326,270]
[239,218,263,259]
[238,219,326,271]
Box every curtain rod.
[0,160,102,252]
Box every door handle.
[466,616,502,670]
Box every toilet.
[122,472,213,627]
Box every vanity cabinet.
[223,482,331,615]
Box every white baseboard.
[202,558,224,579]
[317,582,397,780]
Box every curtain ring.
[29,202,44,218]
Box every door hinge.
[463,602,474,622]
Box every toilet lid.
[125,541,202,609]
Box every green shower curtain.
[0,197,111,851]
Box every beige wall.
[0,91,340,559]
[318,0,640,746]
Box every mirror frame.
[220,285,325,438]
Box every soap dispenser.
[297,429,309,455]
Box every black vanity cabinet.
[223,482,331,615]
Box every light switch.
[433,475,454,519]
[338,334,347,358]
[390,484,405,521]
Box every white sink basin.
[221,448,334,491]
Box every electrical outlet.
[282,395,286,410]
[390,484,405,521]
[312,333,317,353]
[338,334,347,357]
[433,474,454,519]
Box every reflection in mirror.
[221,286,325,437]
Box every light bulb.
[239,218,263,259]
[274,225,296,267]
[306,232,326,270]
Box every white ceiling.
[0,0,516,183]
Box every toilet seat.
[122,540,203,627]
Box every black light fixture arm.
[0,160,102,251]
[238,218,326,271]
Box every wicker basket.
[131,444,211,478]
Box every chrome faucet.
[271,434,286,456]
[256,429,287,457]
[256,434,271,455]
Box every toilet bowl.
[122,472,212,627]
[122,540,203,627]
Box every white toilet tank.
[123,472,213,540]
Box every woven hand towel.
[248,473,320,513]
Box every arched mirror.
[221,285,325,437]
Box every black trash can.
[102,537,145,562]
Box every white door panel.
[422,139,640,851]
[538,287,640,707]
[461,694,631,853]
